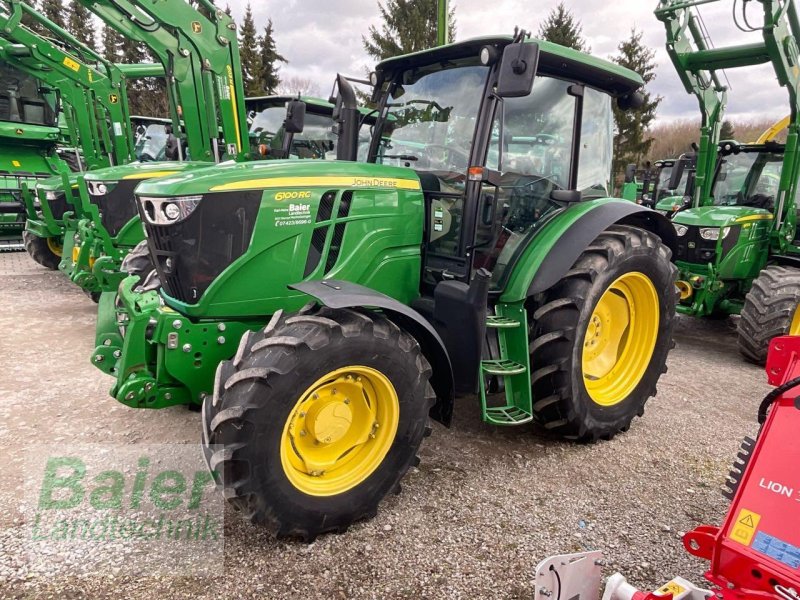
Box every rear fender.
[290,279,455,427]
[500,200,677,303]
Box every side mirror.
[668,159,687,190]
[624,163,637,183]
[496,42,539,98]
[283,100,306,134]
[617,92,645,111]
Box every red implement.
[684,336,800,600]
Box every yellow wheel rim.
[582,272,660,407]
[790,304,800,336]
[280,366,400,496]
[47,237,62,257]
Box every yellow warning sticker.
[730,508,761,546]
[62,56,81,72]
[656,581,686,597]
[11,160,20,167]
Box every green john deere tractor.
[95,32,679,539]
[651,153,696,214]
[657,0,800,363]
[70,96,353,296]
[0,60,62,251]
[57,0,249,296]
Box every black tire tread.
[737,265,800,364]
[23,231,60,270]
[527,224,678,441]
[203,306,433,541]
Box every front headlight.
[140,195,203,225]
[674,224,688,237]
[699,227,731,241]
[87,181,109,196]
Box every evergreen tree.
[68,1,96,51]
[102,24,123,62]
[720,120,736,140]
[20,0,42,33]
[40,0,65,28]
[537,2,588,52]
[225,4,232,16]
[363,0,456,61]
[238,3,262,95]
[611,28,662,183]
[258,19,286,95]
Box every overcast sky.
[227,0,788,124]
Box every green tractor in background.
[0,0,165,269]
[657,0,800,363]
[70,95,356,296]
[96,32,679,539]
[651,152,696,213]
[0,60,62,251]
[63,0,354,297]
[620,162,654,204]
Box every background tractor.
[657,0,800,363]
[0,0,165,268]
[96,31,679,539]
[0,59,61,252]
[62,0,363,297]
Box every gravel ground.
[0,251,772,599]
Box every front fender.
[500,199,677,303]
[290,279,455,427]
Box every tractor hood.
[134,160,423,197]
[672,205,774,228]
[82,161,213,184]
[35,173,80,193]
[655,194,687,212]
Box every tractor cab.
[710,142,783,211]
[246,96,340,160]
[131,116,172,162]
[368,34,641,294]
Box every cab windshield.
[249,106,336,159]
[134,123,169,161]
[712,151,783,209]
[374,59,489,180]
[655,164,689,200]
[0,63,57,127]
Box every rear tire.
[737,265,800,365]
[23,230,61,270]
[202,306,434,540]
[527,225,678,441]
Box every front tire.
[737,265,800,365]
[203,306,434,540]
[23,231,61,270]
[528,225,678,441]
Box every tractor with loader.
[656,0,800,364]
[0,0,166,268]
[0,58,61,252]
[92,31,679,539]
[61,0,357,297]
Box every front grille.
[47,191,69,220]
[90,179,142,237]
[675,226,717,264]
[140,191,261,304]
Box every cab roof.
[376,35,643,98]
